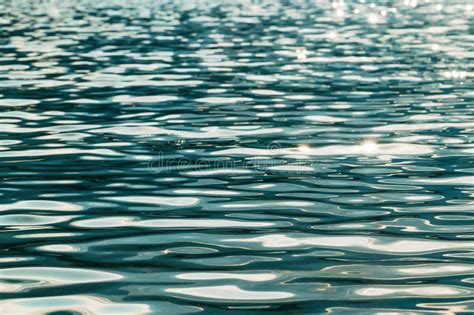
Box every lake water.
[1,0,474,313]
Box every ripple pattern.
[1,0,474,313]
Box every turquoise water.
[1,0,474,313]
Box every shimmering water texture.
[1,0,474,314]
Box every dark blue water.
[1,0,474,313]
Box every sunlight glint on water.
[0,0,474,313]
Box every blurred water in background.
[0,0,474,313]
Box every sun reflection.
[361,140,377,154]
[443,70,467,80]
[297,144,311,153]
[295,48,307,61]
[367,14,378,24]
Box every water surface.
[1,0,474,313]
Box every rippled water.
[1,0,474,313]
